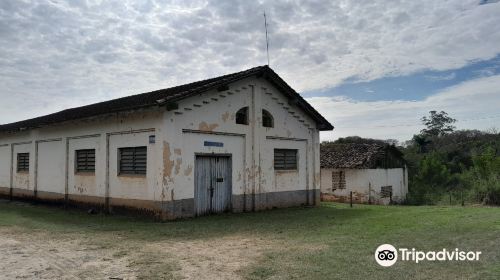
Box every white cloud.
[425,72,456,81]
[310,74,500,142]
[0,0,499,125]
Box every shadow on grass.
[0,200,375,241]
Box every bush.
[406,152,452,205]
[461,147,500,205]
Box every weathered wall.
[264,139,307,192]
[107,130,162,213]
[12,142,32,197]
[261,82,320,206]
[0,108,164,212]
[0,75,322,218]
[161,76,320,214]
[36,140,65,201]
[320,167,408,204]
[68,136,102,202]
[0,144,11,195]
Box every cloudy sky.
[1,0,499,142]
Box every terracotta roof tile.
[320,143,396,169]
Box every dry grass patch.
[1,201,499,279]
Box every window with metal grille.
[236,107,249,125]
[75,149,95,173]
[274,149,297,170]
[17,153,29,172]
[332,170,346,190]
[118,146,147,175]
[381,186,393,198]
[262,109,274,128]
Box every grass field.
[0,201,499,279]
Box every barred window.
[381,186,393,198]
[332,170,346,190]
[274,149,297,170]
[17,153,29,172]
[75,149,95,173]
[119,146,147,175]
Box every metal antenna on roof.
[263,11,270,66]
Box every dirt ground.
[0,228,276,280]
[4,202,498,279]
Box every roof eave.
[0,65,334,133]
[157,66,334,131]
[259,67,334,131]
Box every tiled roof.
[320,143,403,169]
[0,66,333,133]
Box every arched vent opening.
[262,109,274,128]
[236,107,249,125]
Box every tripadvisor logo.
[375,244,398,267]
[375,244,482,267]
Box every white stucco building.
[320,143,408,205]
[0,66,333,219]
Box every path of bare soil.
[0,227,276,280]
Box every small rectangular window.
[75,149,95,173]
[119,146,147,175]
[381,186,393,198]
[17,153,29,172]
[274,149,297,170]
[332,170,346,190]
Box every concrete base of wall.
[14,188,35,200]
[320,192,401,205]
[108,197,195,220]
[37,190,65,204]
[232,189,319,212]
[0,187,10,197]
[68,194,106,211]
[0,187,319,220]
[159,198,194,219]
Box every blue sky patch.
[303,54,500,102]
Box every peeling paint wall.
[265,139,307,193]
[0,75,322,218]
[170,132,245,200]
[0,108,164,209]
[320,167,408,204]
[108,131,159,201]
[161,76,321,212]
[12,143,31,192]
[0,145,10,195]
[68,136,101,198]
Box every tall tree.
[412,134,431,153]
[420,111,457,137]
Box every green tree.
[408,152,452,204]
[412,134,431,153]
[461,147,500,205]
[415,153,451,189]
[420,111,456,137]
